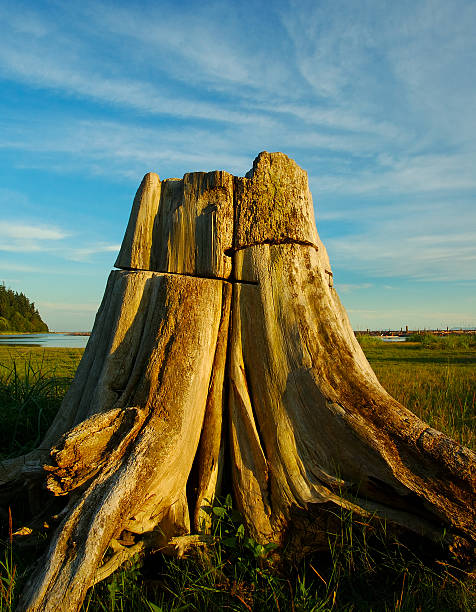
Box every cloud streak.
[0,221,69,253]
[68,244,121,262]
[0,219,120,268]
[0,221,68,241]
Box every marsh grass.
[81,498,475,611]
[0,348,82,458]
[407,333,476,350]
[1,345,475,611]
[0,346,83,378]
[79,496,475,611]
[363,341,476,449]
[2,502,474,611]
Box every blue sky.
[0,0,475,331]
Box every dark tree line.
[0,283,48,332]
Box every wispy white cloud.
[348,307,476,325]
[258,102,400,139]
[311,152,476,196]
[84,2,261,89]
[0,117,254,178]
[0,221,68,241]
[0,0,405,159]
[281,0,375,100]
[327,217,476,283]
[68,244,121,262]
[0,220,120,267]
[2,0,473,189]
[0,221,69,252]
[0,35,272,128]
[0,262,43,273]
[0,2,50,37]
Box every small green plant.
[0,510,16,612]
[141,495,285,611]
[211,494,278,561]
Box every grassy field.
[362,338,475,449]
[0,346,83,377]
[0,347,83,459]
[0,340,474,610]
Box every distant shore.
[0,331,91,336]
[355,329,476,338]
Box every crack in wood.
[114,266,259,285]
[225,238,319,255]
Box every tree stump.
[1,152,474,611]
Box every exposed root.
[92,534,215,586]
[92,541,146,586]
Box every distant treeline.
[0,283,48,333]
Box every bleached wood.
[228,281,275,543]
[192,282,232,532]
[116,170,234,278]
[231,243,476,552]
[18,270,225,612]
[91,533,216,585]
[1,269,161,488]
[115,172,161,271]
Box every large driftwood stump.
[1,152,474,611]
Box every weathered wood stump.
[1,152,474,611]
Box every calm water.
[0,333,407,349]
[0,333,90,348]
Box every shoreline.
[0,331,91,336]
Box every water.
[0,333,407,348]
[0,333,90,349]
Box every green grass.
[361,340,475,449]
[5,495,470,612]
[82,499,475,612]
[1,344,475,611]
[0,346,83,377]
[406,333,476,350]
[0,347,83,459]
